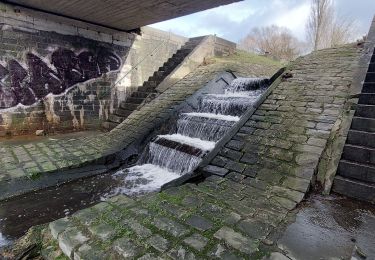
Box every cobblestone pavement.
[0,53,279,197]
[20,44,363,259]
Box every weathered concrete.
[4,44,362,259]
[0,2,190,135]
[6,0,241,31]
[0,52,280,200]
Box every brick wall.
[0,2,187,136]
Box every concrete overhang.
[3,0,242,31]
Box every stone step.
[153,71,165,78]
[148,74,163,83]
[362,82,375,93]
[369,63,375,73]
[358,93,375,105]
[102,121,119,130]
[138,85,156,92]
[108,114,125,124]
[355,104,375,118]
[347,130,375,148]
[332,175,375,203]
[342,144,375,165]
[176,48,191,56]
[371,54,375,63]
[338,159,375,183]
[120,102,139,110]
[160,64,175,74]
[143,81,158,89]
[171,53,186,61]
[130,91,150,99]
[114,108,133,118]
[351,116,375,132]
[365,72,375,83]
[126,97,144,104]
[153,138,204,157]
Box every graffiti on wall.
[0,48,121,109]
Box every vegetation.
[238,25,305,62]
[306,0,356,50]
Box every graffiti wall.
[0,25,131,136]
[0,2,187,136]
[0,48,121,109]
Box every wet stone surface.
[276,194,375,260]
[0,44,367,259]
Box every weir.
[110,77,269,196]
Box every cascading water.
[111,77,269,196]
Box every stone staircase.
[333,48,375,203]
[103,38,202,130]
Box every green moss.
[213,50,283,68]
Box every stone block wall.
[0,2,187,136]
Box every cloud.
[150,0,375,43]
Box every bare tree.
[238,25,304,61]
[330,15,355,47]
[306,0,356,50]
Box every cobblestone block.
[225,160,246,173]
[237,219,272,239]
[73,208,98,226]
[74,243,108,260]
[208,244,245,260]
[295,153,321,166]
[88,223,117,240]
[307,137,327,147]
[183,233,208,251]
[270,186,305,203]
[292,144,324,154]
[127,220,153,238]
[202,165,229,177]
[58,227,90,258]
[186,215,213,231]
[147,235,170,253]
[225,140,245,151]
[138,253,166,260]
[168,246,197,260]
[211,156,229,167]
[282,176,310,192]
[49,217,71,239]
[226,172,245,182]
[113,237,143,258]
[214,226,258,254]
[219,148,243,161]
[271,196,297,211]
[240,152,258,164]
[153,217,189,237]
[269,147,294,162]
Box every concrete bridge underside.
[4,0,241,31]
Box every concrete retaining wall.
[0,2,187,136]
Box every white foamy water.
[113,164,181,196]
[183,112,240,122]
[0,232,10,248]
[158,134,216,151]
[208,92,253,98]
[228,77,267,92]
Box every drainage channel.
[0,75,270,247]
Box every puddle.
[278,194,375,260]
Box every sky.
[150,0,375,43]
